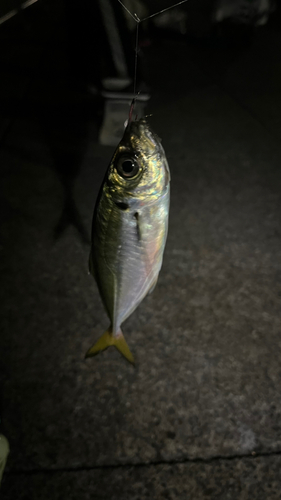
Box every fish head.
[106,118,170,206]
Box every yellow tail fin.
[85,328,135,365]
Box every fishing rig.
[98,0,189,145]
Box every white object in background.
[213,0,273,25]
[0,434,9,485]
[0,0,38,25]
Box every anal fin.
[148,275,159,295]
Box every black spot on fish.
[134,212,141,241]
[115,201,129,210]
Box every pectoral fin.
[85,327,135,365]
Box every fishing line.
[117,0,189,95]
[116,0,138,22]
[141,0,190,22]
[133,21,139,95]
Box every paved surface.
[1,3,281,499]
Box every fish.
[86,105,170,364]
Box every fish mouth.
[122,117,162,155]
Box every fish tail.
[85,327,135,365]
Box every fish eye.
[117,157,139,179]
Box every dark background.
[1,1,281,498]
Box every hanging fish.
[86,104,170,364]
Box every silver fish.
[86,110,170,364]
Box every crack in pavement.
[6,449,281,476]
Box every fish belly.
[92,190,169,332]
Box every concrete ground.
[1,3,281,499]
